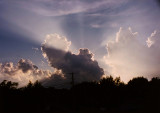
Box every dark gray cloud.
[42,47,104,83]
[41,69,68,88]
[41,34,104,87]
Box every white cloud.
[42,34,71,51]
[147,30,160,48]
[104,27,160,82]
[0,59,52,87]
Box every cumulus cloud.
[0,59,51,87]
[104,27,160,82]
[43,34,71,51]
[0,33,104,88]
[41,34,104,87]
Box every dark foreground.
[0,76,160,113]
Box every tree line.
[0,76,160,113]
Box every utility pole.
[68,72,76,111]
[68,72,74,88]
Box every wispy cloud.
[1,0,127,17]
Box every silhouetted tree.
[150,77,160,86]
[99,76,115,88]
[0,76,160,113]
[114,77,125,86]
[33,80,43,89]
[25,80,33,89]
[128,76,148,88]
[0,80,18,89]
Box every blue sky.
[1,0,160,83]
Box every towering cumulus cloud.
[0,59,51,87]
[0,34,104,88]
[105,27,160,82]
[41,34,104,87]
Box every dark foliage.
[0,76,160,113]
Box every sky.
[0,0,160,87]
